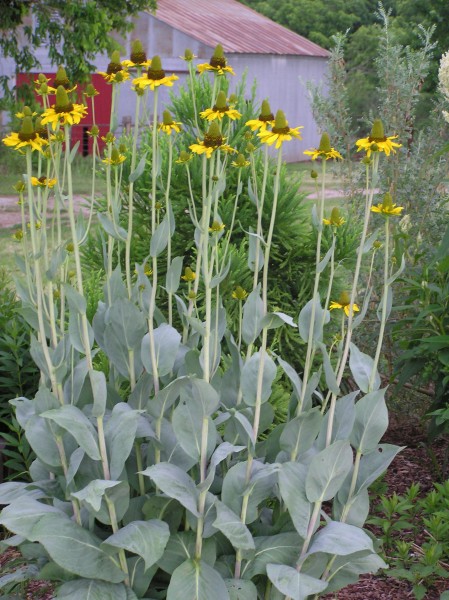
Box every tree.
[0,0,157,107]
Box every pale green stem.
[166,138,174,325]
[221,169,242,268]
[105,497,130,584]
[297,159,326,415]
[369,217,390,390]
[252,146,269,291]
[55,435,82,525]
[125,92,142,297]
[325,155,379,447]
[188,61,200,132]
[237,300,243,352]
[26,150,62,403]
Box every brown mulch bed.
[1,413,448,599]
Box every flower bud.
[273,109,288,130]
[235,153,248,167]
[330,207,341,222]
[318,132,331,153]
[228,93,238,105]
[382,192,393,210]
[13,180,25,193]
[130,39,147,64]
[260,99,273,119]
[183,48,194,61]
[85,83,98,97]
[162,109,174,125]
[55,85,71,110]
[310,169,318,179]
[370,119,385,140]
[214,90,228,110]
[246,142,255,153]
[54,65,70,89]
[339,291,350,306]
[148,55,165,80]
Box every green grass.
[0,150,107,196]
[286,160,344,195]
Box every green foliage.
[369,481,449,599]
[393,223,449,442]
[0,0,157,108]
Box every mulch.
[1,412,448,599]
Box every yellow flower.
[232,286,248,301]
[356,119,401,158]
[52,65,77,93]
[209,220,225,233]
[133,55,178,90]
[231,154,250,168]
[31,176,57,188]
[323,207,345,227]
[102,147,126,166]
[122,40,152,69]
[200,91,241,121]
[27,221,41,230]
[2,117,48,153]
[370,192,404,217]
[245,99,275,132]
[159,110,182,135]
[12,229,23,241]
[181,267,196,281]
[98,69,130,84]
[98,51,130,83]
[41,86,87,130]
[258,110,303,149]
[15,107,37,119]
[329,292,360,317]
[304,133,342,161]
[197,44,235,76]
[176,150,193,164]
[190,122,235,159]
[180,48,197,61]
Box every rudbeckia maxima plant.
[2,116,48,153]
[356,118,402,157]
[133,55,178,90]
[41,86,87,130]
[197,43,235,76]
[245,98,275,132]
[200,90,241,121]
[258,109,303,148]
[0,40,407,600]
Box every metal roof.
[152,0,329,57]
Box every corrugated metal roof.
[152,0,329,57]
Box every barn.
[2,0,329,162]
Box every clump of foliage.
[0,42,410,599]
[369,481,449,600]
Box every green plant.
[394,223,449,446]
[0,45,408,599]
[369,481,449,599]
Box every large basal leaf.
[350,389,388,454]
[41,405,101,461]
[0,497,61,538]
[355,444,403,494]
[150,208,175,257]
[278,462,310,538]
[305,440,353,503]
[166,256,184,294]
[102,520,169,571]
[212,500,255,551]
[280,408,322,457]
[315,391,358,450]
[242,532,302,579]
[241,285,264,345]
[89,370,107,418]
[140,463,199,516]
[325,552,387,594]
[240,351,277,407]
[28,513,125,583]
[71,480,122,513]
[172,402,216,462]
[221,461,277,524]
[56,579,128,599]
[225,579,258,600]
[307,521,374,556]
[141,324,181,377]
[0,482,46,505]
[266,564,328,600]
[298,294,329,344]
[104,403,140,479]
[349,343,380,393]
[157,532,216,575]
[167,559,229,600]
